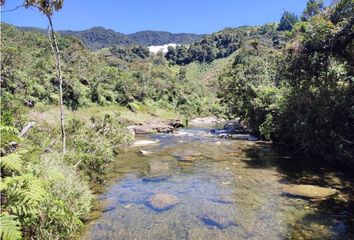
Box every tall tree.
[277,11,299,31]
[302,0,325,20]
[1,0,67,154]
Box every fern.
[2,174,47,221]
[0,213,22,240]
[0,126,19,136]
[0,125,21,155]
[1,153,23,174]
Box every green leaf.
[0,213,22,240]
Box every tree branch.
[1,4,25,13]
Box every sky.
[1,0,331,34]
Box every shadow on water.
[242,143,354,240]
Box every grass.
[27,102,180,130]
[185,53,235,85]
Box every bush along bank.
[0,112,134,240]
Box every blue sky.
[1,0,331,34]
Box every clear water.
[83,127,354,240]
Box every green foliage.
[1,23,216,118]
[302,0,325,20]
[217,36,282,137]
[218,0,354,166]
[278,11,299,31]
[2,174,46,224]
[0,213,22,240]
[274,0,354,165]
[1,153,23,174]
[0,125,21,155]
[110,45,150,62]
[0,119,94,240]
[64,114,133,183]
[55,27,203,50]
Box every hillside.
[1,1,354,239]
[128,31,203,46]
[17,25,203,50]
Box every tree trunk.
[47,15,66,154]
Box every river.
[83,125,354,240]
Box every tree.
[2,0,66,154]
[277,11,299,31]
[302,0,325,20]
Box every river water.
[83,126,354,240]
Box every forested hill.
[128,31,204,46]
[16,24,203,50]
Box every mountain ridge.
[12,23,204,50]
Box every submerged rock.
[230,134,259,141]
[283,185,337,199]
[131,140,158,147]
[142,175,170,182]
[84,211,102,221]
[174,150,202,162]
[147,193,179,211]
[138,150,153,155]
[209,195,236,204]
[199,210,237,229]
[98,197,117,212]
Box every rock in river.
[283,185,337,199]
[147,193,179,211]
[174,150,202,162]
[199,210,237,229]
[131,140,158,147]
[97,197,117,212]
[129,123,174,134]
[138,150,153,155]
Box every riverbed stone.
[174,150,202,162]
[199,210,237,229]
[131,140,158,147]
[98,197,117,212]
[147,193,179,211]
[129,123,174,134]
[209,195,236,204]
[142,175,170,182]
[84,211,102,221]
[282,185,337,199]
[138,150,153,155]
[190,116,224,126]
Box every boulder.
[169,119,184,128]
[283,185,337,199]
[210,120,252,138]
[138,150,153,155]
[129,123,174,134]
[190,116,224,126]
[147,193,179,211]
[230,134,259,141]
[80,78,89,85]
[131,140,158,147]
[23,99,35,108]
[224,121,245,132]
[130,125,156,134]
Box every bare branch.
[19,122,36,138]
[1,4,25,13]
